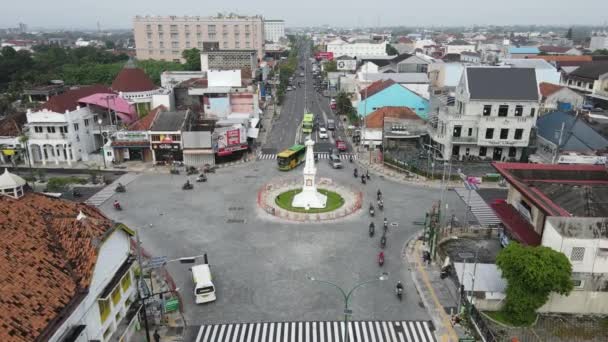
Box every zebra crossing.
[454,187,501,226]
[85,172,139,207]
[195,321,436,342]
[258,153,358,161]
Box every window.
[159,41,164,48]
[173,58,180,62]
[197,32,202,39]
[103,325,113,340]
[530,108,536,117]
[245,41,250,48]
[47,127,56,133]
[158,32,164,39]
[184,24,190,32]
[172,51,179,55]
[208,33,216,40]
[147,33,152,40]
[198,42,203,48]
[570,247,585,262]
[572,279,585,289]
[93,114,98,123]
[245,24,250,32]
[73,123,79,131]
[146,24,151,31]
[500,128,509,139]
[121,272,132,292]
[223,41,229,49]
[498,105,508,117]
[235,41,240,48]
[59,126,68,134]
[171,41,179,48]
[483,105,492,116]
[514,105,523,116]
[111,287,121,305]
[485,128,494,139]
[514,128,524,140]
[196,24,201,32]
[468,128,473,136]
[98,299,111,323]
[479,146,487,156]
[84,119,90,127]
[508,147,516,157]
[453,126,462,137]
[576,81,582,87]
[147,41,153,48]
[186,41,191,48]
[208,24,216,33]
[170,24,177,31]
[452,145,460,156]
[568,79,572,85]
[170,33,178,39]
[588,83,593,90]
[160,50,164,55]
[597,248,608,257]
[34,126,43,133]
[185,33,190,39]
[157,24,163,31]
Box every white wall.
[446,45,476,55]
[208,70,242,88]
[49,229,132,342]
[327,42,387,57]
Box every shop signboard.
[114,131,149,142]
[152,143,180,150]
[214,127,248,155]
[315,52,334,61]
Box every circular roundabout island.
[275,188,345,213]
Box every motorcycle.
[361,175,366,184]
[182,181,193,190]
[396,283,404,301]
[349,155,353,163]
[369,222,375,237]
[378,251,385,267]
[369,204,375,217]
[378,199,384,211]
[196,174,207,182]
[203,164,217,173]
[314,154,319,163]
[380,234,387,249]
[115,183,126,193]
[72,189,82,198]
[383,218,389,232]
[186,166,198,175]
[353,168,358,178]
[113,201,122,211]
[377,190,382,201]
[366,170,370,180]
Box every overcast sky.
[2,0,607,29]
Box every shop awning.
[183,149,214,154]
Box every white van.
[191,264,216,304]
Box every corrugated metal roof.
[536,111,608,152]
[466,67,538,101]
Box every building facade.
[133,15,265,62]
[200,50,257,74]
[326,39,387,58]
[264,20,285,43]
[429,67,540,161]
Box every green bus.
[302,113,314,135]
[277,144,306,171]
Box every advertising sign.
[315,52,334,61]
[337,59,357,71]
[114,131,149,142]
[214,126,248,155]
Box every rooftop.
[42,85,112,113]
[360,79,396,100]
[465,67,539,101]
[509,46,540,54]
[547,216,608,239]
[111,60,157,93]
[365,106,423,128]
[0,192,128,341]
[536,111,608,153]
[568,62,608,80]
[0,112,26,137]
[364,73,429,84]
[538,82,564,98]
[150,110,188,132]
[128,105,166,131]
[492,162,608,217]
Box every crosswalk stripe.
[257,153,358,161]
[197,321,436,342]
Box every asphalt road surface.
[102,159,469,326]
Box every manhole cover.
[227,219,246,223]
[244,175,258,178]
[228,207,244,211]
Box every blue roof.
[509,46,540,54]
[536,111,608,152]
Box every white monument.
[292,138,327,209]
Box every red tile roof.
[128,105,165,131]
[360,79,396,100]
[528,55,592,62]
[538,46,571,54]
[0,192,129,341]
[0,112,26,136]
[111,67,157,93]
[42,85,112,113]
[539,82,564,98]
[365,106,422,128]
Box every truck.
[336,139,347,152]
[302,113,314,135]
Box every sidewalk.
[405,233,470,342]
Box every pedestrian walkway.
[258,152,358,161]
[194,321,436,342]
[453,188,501,226]
[85,172,139,206]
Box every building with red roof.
[538,82,584,112]
[0,170,140,341]
[111,59,167,116]
[490,162,608,314]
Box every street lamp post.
[308,273,388,342]
[98,119,107,169]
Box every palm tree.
[18,133,33,178]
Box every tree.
[182,48,201,71]
[324,60,337,73]
[496,243,573,325]
[335,92,357,122]
[386,44,399,55]
[105,41,116,50]
[592,49,608,56]
[565,27,573,39]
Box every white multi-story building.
[264,19,285,43]
[430,67,540,161]
[326,39,387,58]
[589,34,608,51]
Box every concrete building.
[491,162,608,314]
[562,62,608,94]
[589,34,608,51]
[133,15,265,62]
[264,20,285,43]
[357,79,429,120]
[326,39,387,58]
[445,39,476,55]
[501,59,561,85]
[111,59,171,115]
[538,82,585,113]
[429,67,540,161]
[0,174,139,341]
[508,46,540,59]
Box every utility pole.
[136,230,152,342]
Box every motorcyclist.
[113,200,121,210]
[378,199,383,210]
[378,251,385,265]
[361,174,366,184]
[396,281,404,295]
[377,189,382,200]
[384,217,388,230]
[354,168,358,178]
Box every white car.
[318,127,328,139]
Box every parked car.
[318,127,329,139]
[335,139,347,152]
[329,154,343,169]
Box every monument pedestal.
[292,139,327,209]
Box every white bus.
[191,264,216,304]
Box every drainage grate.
[228,207,244,211]
[226,219,246,223]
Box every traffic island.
[257,177,362,222]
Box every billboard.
[213,127,248,155]
[337,59,357,71]
[315,52,334,61]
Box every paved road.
[101,159,469,326]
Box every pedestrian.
[154,329,161,342]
